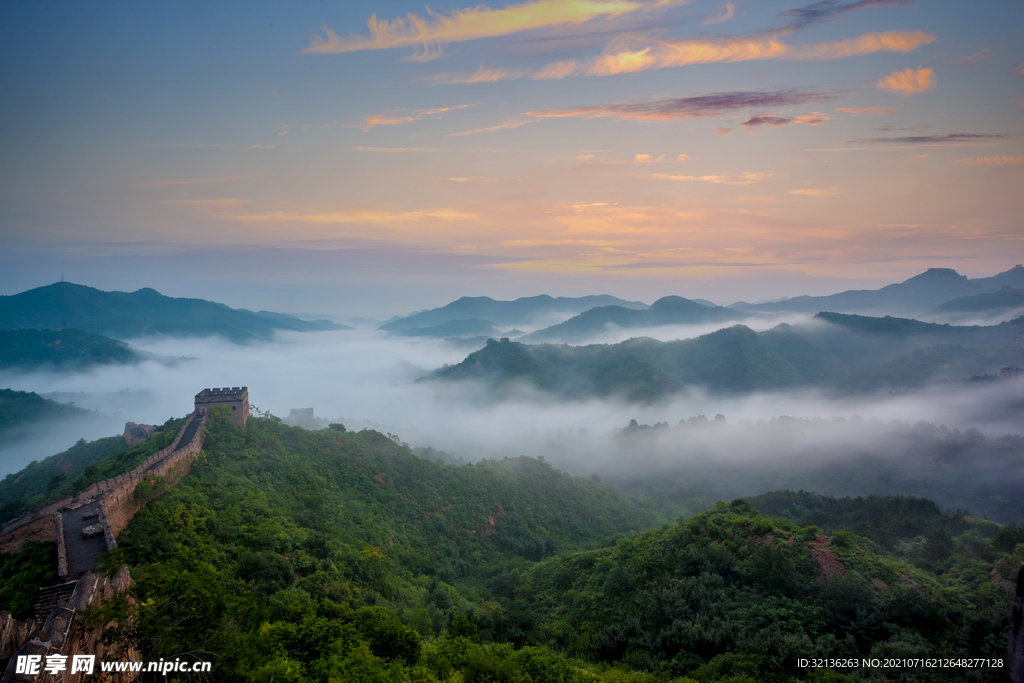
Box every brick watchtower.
[195,386,249,426]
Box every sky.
[1,0,1022,318]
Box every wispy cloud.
[135,174,265,187]
[741,113,829,127]
[790,187,840,195]
[447,118,533,136]
[226,205,479,224]
[850,133,1013,144]
[346,104,471,131]
[634,154,665,162]
[152,143,275,149]
[835,105,899,114]
[425,65,527,85]
[652,171,770,185]
[301,0,680,56]
[780,0,909,31]
[715,127,734,136]
[953,156,1024,166]
[530,30,934,79]
[877,67,935,95]
[702,2,735,25]
[524,88,838,122]
[349,146,446,152]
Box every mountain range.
[731,266,1024,316]
[0,282,349,342]
[431,312,1024,400]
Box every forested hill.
[0,328,146,370]
[0,389,88,433]
[2,409,1020,681]
[0,281,348,342]
[431,314,1024,399]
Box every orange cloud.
[877,67,936,95]
[533,30,935,78]
[715,127,734,136]
[790,188,839,196]
[634,154,665,163]
[349,146,445,152]
[347,104,471,131]
[226,205,479,225]
[426,65,526,85]
[835,106,899,114]
[302,0,677,56]
[652,171,770,185]
[447,118,533,136]
[953,156,1024,166]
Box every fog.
[2,329,1022,490]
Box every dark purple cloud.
[849,133,1015,144]
[781,0,909,30]
[527,89,842,122]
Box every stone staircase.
[32,574,83,628]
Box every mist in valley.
[2,326,1021,521]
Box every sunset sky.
[2,0,1022,317]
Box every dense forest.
[1,409,1016,681]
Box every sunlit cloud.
[835,106,899,114]
[877,67,935,95]
[634,154,665,163]
[447,118,534,136]
[702,2,735,25]
[425,65,526,85]
[953,156,1024,166]
[524,88,838,122]
[715,127,734,136]
[448,177,492,182]
[790,187,840,196]
[346,104,471,131]
[167,198,253,208]
[741,112,829,127]
[531,30,934,79]
[225,205,479,225]
[276,125,289,136]
[652,171,771,185]
[301,0,680,57]
[135,174,265,187]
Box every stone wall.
[1,567,139,683]
[0,412,202,557]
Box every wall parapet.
[0,412,202,556]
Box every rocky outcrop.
[1,567,139,682]
[122,422,156,446]
[0,612,36,661]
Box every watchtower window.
[231,406,237,410]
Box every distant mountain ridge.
[522,296,745,343]
[731,265,1024,315]
[430,312,1024,400]
[0,282,350,342]
[380,294,647,331]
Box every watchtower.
[195,386,249,426]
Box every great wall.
[0,387,248,682]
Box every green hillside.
[0,388,89,433]
[0,328,144,369]
[4,409,1018,681]
[505,499,1015,682]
